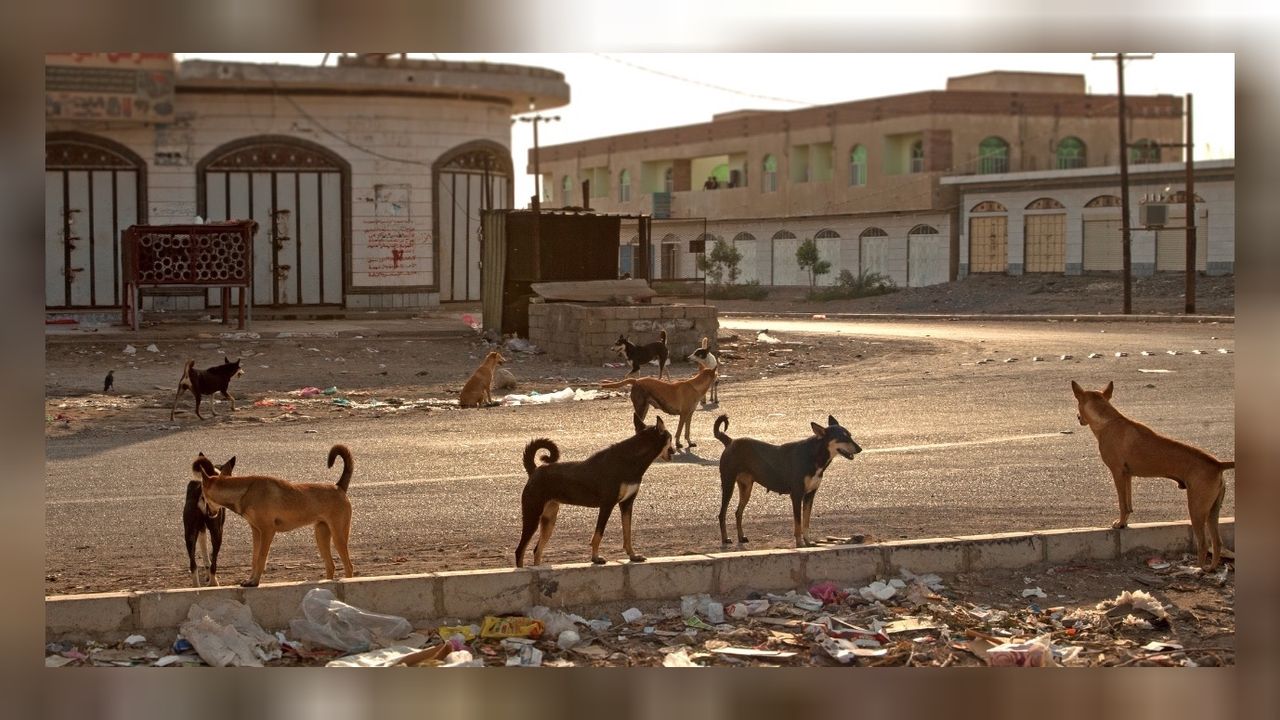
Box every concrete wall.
[528,303,719,364]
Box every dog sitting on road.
[184,453,231,587]
[458,351,506,408]
[713,414,862,548]
[612,329,669,379]
[171,357,244,420]
[515,414,674,568]
[688,337,719,405]
[1071,380,1234,570]
[600,365,717,449]
[192,444,356,587]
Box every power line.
[593,53,815,106]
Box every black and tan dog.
[601,366,717,449]
[515,414,674,568]
[688,337,719,405]
[714,414,862,548]
[611,329,669,379]
[192,444,355,587]
[171,356,244,420]
[184,453,231,587]
[1072,380,1234,570]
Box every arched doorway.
[434,141,513,302]
[197,135,349,307]
[45,132,147,308]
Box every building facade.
[533,71,1198,287]
[44,53,569,313]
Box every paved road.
[46,318,1235,593]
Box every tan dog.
[1071,381,1234,570]
[459,351,506,408]
[192,445,356,587]
[601,366,717,449]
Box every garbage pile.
[45,557,1233,668]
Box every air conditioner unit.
[1140,203,1168,228]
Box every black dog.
[171,356,244,420]
[611,329,669,379]
[516,414,674,567]
[184,453,232,587]
[714,414,862,548]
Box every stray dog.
[515,414,674,567]
[459,351,506,407]
[1071,380,1234,569]
[103,370,114,393]
[171,357,244,420]
[600,366,717,449]
[611,329,669,379]
[184,453,231,587]
[688,337,719,404]
[192,444,356,587]
[714,414,862,548]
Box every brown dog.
[600,366,716,449]
[459,351,506,408]
[192,444,356,587]
[1071,380,1234,570]
[171,357,244,420]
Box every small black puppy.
[171,356,244,420]
[185,453,233,587]
[103,370,114,393]
[611,329,669,379]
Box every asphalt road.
[45,318,1236,594]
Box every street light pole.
[517,113,560,280]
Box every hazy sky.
[179,53,1234,204]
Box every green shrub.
[806,269,899,300]
[708,280,770,300]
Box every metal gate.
[200,137,347,307]
[770,232,802,285]
[45,133,145,308]
[436,143,512,302]
[1156,208,1208,271]
[1023,214,1066,273]
[1082,218,1123,271]
[907,226,947,287]
[860,232,893,283]
[968,216,1008,273]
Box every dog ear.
[811,422,825,437]
[221,456,236,474]
[1102,381,1114,400]
[654,416,666,432]
[1070,380,1084,400]
[828,415,838,427]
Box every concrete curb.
[719,311,1234,324]
[46,519,1233,644]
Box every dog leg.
[208,515,223,587]
[171,383,187,421]
[222,390,235,412]
[718,472,736,544]
[515,497,543,568]
[590,504,616,564]
[1109,466,1133,528]
[619,498,645,562]
[332,515,355,579]
[195,393,208,419]
[185,528,200,587]
[801,491,817,547]
[733,476,755,544]
[533,501,559,566]
[198,531,212,585]
[789,493,805,548]
[1187,474,1224,570]
[243,525,275,587]
[314,523,337,580]
[1207,479,1226,570]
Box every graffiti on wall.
[363,218,430,280]
[45,53,176,122]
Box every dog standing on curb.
[192,444,356,587]
[688,337,719,405]
[459,351,506,408]
[713,414,862,548]
[515,415,674,567]
[1071,380,1234,570]
[601,366,717,449]
[611,329,669,379]
[185,453,231,587]
[171,357,244,420]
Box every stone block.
[709,548,805,597]
[626,555,717,601]
[882,537,967,575]
[1037,527,1119,564]
[341,573,439,624]
[800,544,882,586]
[46,592,135,639]
[531,562,626,609]
[963,531,1045,570]
[437,567,534,620]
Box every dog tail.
[658,329,667,345]
[714,414,732,447]
[523,439,559,475]
[599,377,638,389]
[1219,460,1235,471]
[328,444,354,491]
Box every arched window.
[772,229,796,240]
[1085,195,1122,208]
[978,137,1009,174]
[860,227,888,238]
[908,224,939,235]
[909,141,924,174]
[1025,198,1065,210]
[663,167,674,193]
[561,176,573,204]
[618,169,631,203]
[815,228,841,239]
[732,231,756,244]
[762,154,778,192]
[849,145,867,186]
[1130,139,1160,165]
[970,200,1008,213]
[1056,137,1086,170]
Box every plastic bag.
[986,634,1055,667]
[287,588,413,653]
[179,598,281,667]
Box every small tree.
[796,237,831,289]
[697,238,743,285]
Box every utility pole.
[1093,52,1153,315]
[1184,93,1196,314]
[517,112,560,279]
